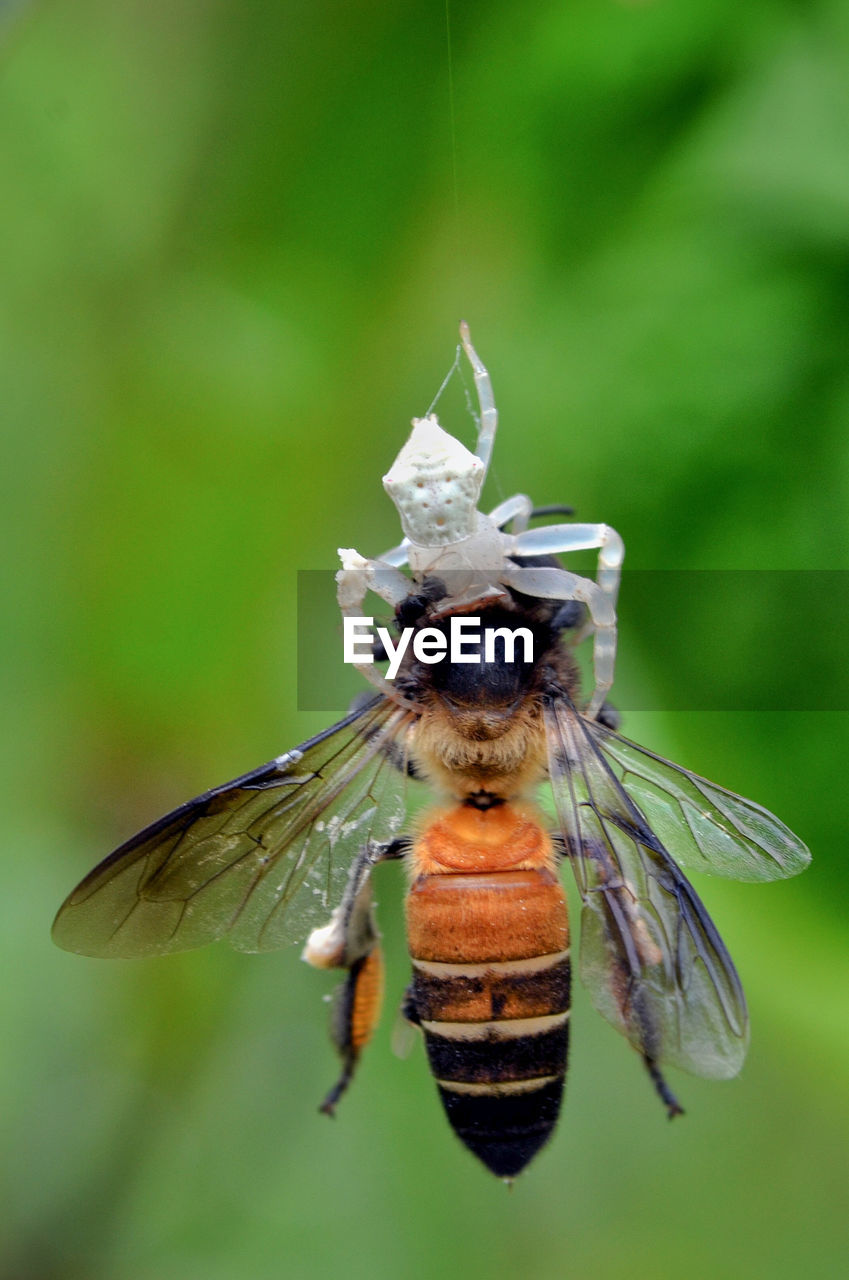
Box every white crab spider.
[336,323,624,719]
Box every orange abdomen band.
[406,869,568,964]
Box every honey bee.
[52,326,810,1180]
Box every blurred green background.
[2,0,848,1277]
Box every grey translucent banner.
[297,569,848,713]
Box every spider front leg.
[490,497,579,537]
[500,562,617,718]
[459,321,497,475]
[488,493,533,534]
[337,549,414,702]
[375,538,410,569]
[511,521,624,609]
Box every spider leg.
[488,493,533,533]
[459,322,498,478]
[337,549,414,702]
[500,562,617,719]
[512,521,624,609]
[375,538,410,569]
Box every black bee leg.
[529,503,576,520]
[596,700,620,731]
[400,981,420,1026]
[551,599,586,631]
[643,1056,685,1119]
[395,576,447,628]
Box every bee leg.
[570,839,683,1119]
[302,839,406,1116]
[595,700,621,731]
[400,981,420,1026]
[643,1056,685,1119]
[395,576,448,629]
[551,599,586,632]
[528,502,576,521]
[320,949,385,1116]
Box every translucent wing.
[544,697,755,1079]
[584,720,810,882]
[53,698,415,958]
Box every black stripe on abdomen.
[422,1014,569,1083]
[436,1075,566,1180]
[412,954,571,1023]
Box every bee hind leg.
[320,949,385,1116]
[643,1055,685,1119]
[303,839,406,1116]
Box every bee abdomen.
[406,870,570,1178]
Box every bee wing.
[544,697,750,1078]
[583,719,810,882]
[53,698,414,958]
